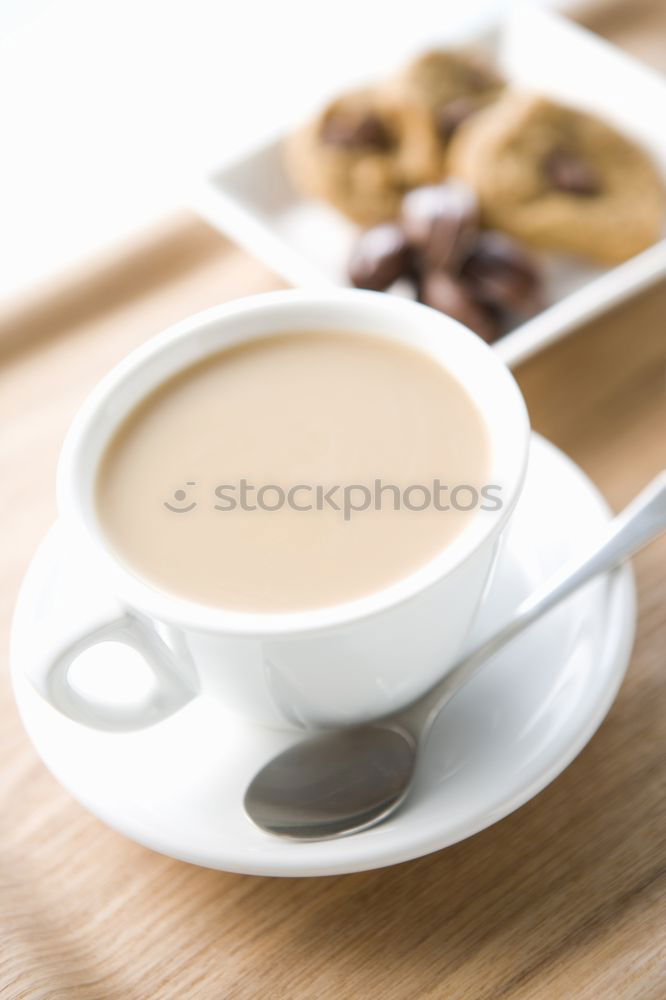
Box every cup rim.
[57,288,530,637]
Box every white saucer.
[11,435,636,877]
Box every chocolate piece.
[348,224,412,291]
[321,112,393,150]
[401,181,478,270]
[543,148,601,195]
[462,231,542,314]
[435,97,478,141]
[419,270,500,342]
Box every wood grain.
[2,8,666,997]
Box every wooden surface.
[2,14,666,1000]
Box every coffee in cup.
[96,329,491,612]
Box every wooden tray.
[0,6,664,998]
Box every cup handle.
[28,610,198,732]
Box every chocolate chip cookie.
[446,92,665,263]
[284,88,442,225]
[398,49,503,145]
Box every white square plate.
[190,5,666,368]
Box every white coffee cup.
[27,289,529,732]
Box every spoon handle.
[403,471,666,736]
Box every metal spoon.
[245,472,666,841]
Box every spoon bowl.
[244,726,416,840]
